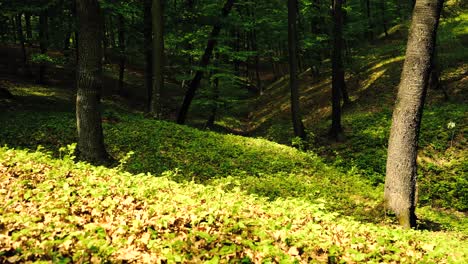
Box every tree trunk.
[117,14,126,94]
[24,13,32,44]
[75,0,109,164]
[15,14,27,71]
[102,14,109,62]
[366,0,373,40]
[144,0,153,112]
[380,0,389,37]
[10,17,17,43]
[64,15,72,52]
[206,55,220,129]
[288,0,306,140]
[38,10,49,84]
[177,0,235,124]
[384,0,443,229]
[151,0,165,117]
[330,0,345,140]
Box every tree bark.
[384,0,443,229]
[380,0,388,37]
[366,0,373,40]
[15,14,27,71]
[151,0,165,117]
[24,13,32,44]
[144,0,153,112]
[288,0,306,140]
[38,10,49,84]
[330,0,345,140]
[117,14,126,94]
[75,0,109,164]
[206,55,220,129]
[177,0,235,124]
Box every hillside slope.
[242,5,467,212]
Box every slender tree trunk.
[177,0,235,124]
[75,0,109,164]
[64,14,72,52]
[10,17,17,43]
[330,0,345,140]
[341,82,351,106]
[72,1,79,64]
[385,0,443,229]
[144,0,153,112]
[233,29,241,75]
[395,0,402,21]
[251,3,261,94]
[15,14,27,71]
[102,14,109,62]
[24,13,32,44]
[206,55,220,129]
[366,0,373,40]
[151,0,165,117]
[380,0,389,37]
[38,10,49,84]
[117,14,126,94]
[288,0,306,140]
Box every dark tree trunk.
[330,0,345,140]
[366,0,373,40]
[233,30,241,75]
[395,0,402,21]
[385,0,443,229]
[288,0,306,140]
[341,82,351,106]
[117,14,126,94]
[380,0,388,37]
[144,0,153,112]
[24,13,32,44]
[177,0,235,124]
[10,17,17,43]
[72,1,79,63]
[151,0,164,117]
[38,10,49,84]
[64,15,72,52]
[15,14,27,71]
[75,0,109,164]
[206,55,220,129]
[102,14,109,62]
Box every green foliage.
[30,53,56,65]
[1,147,467,263]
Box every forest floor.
[0,3,467,263]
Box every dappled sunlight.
[358,69,387,93]
[367,56,405,73]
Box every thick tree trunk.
[144,0,153,112]
[384,0,443,229]
[330,0,345,140]
[75,0,109,164]
[177,0,235,124]
[288,0,306,140]
[117,14,126,94]
[151,0,164,117]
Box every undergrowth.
[1,147,467,263]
